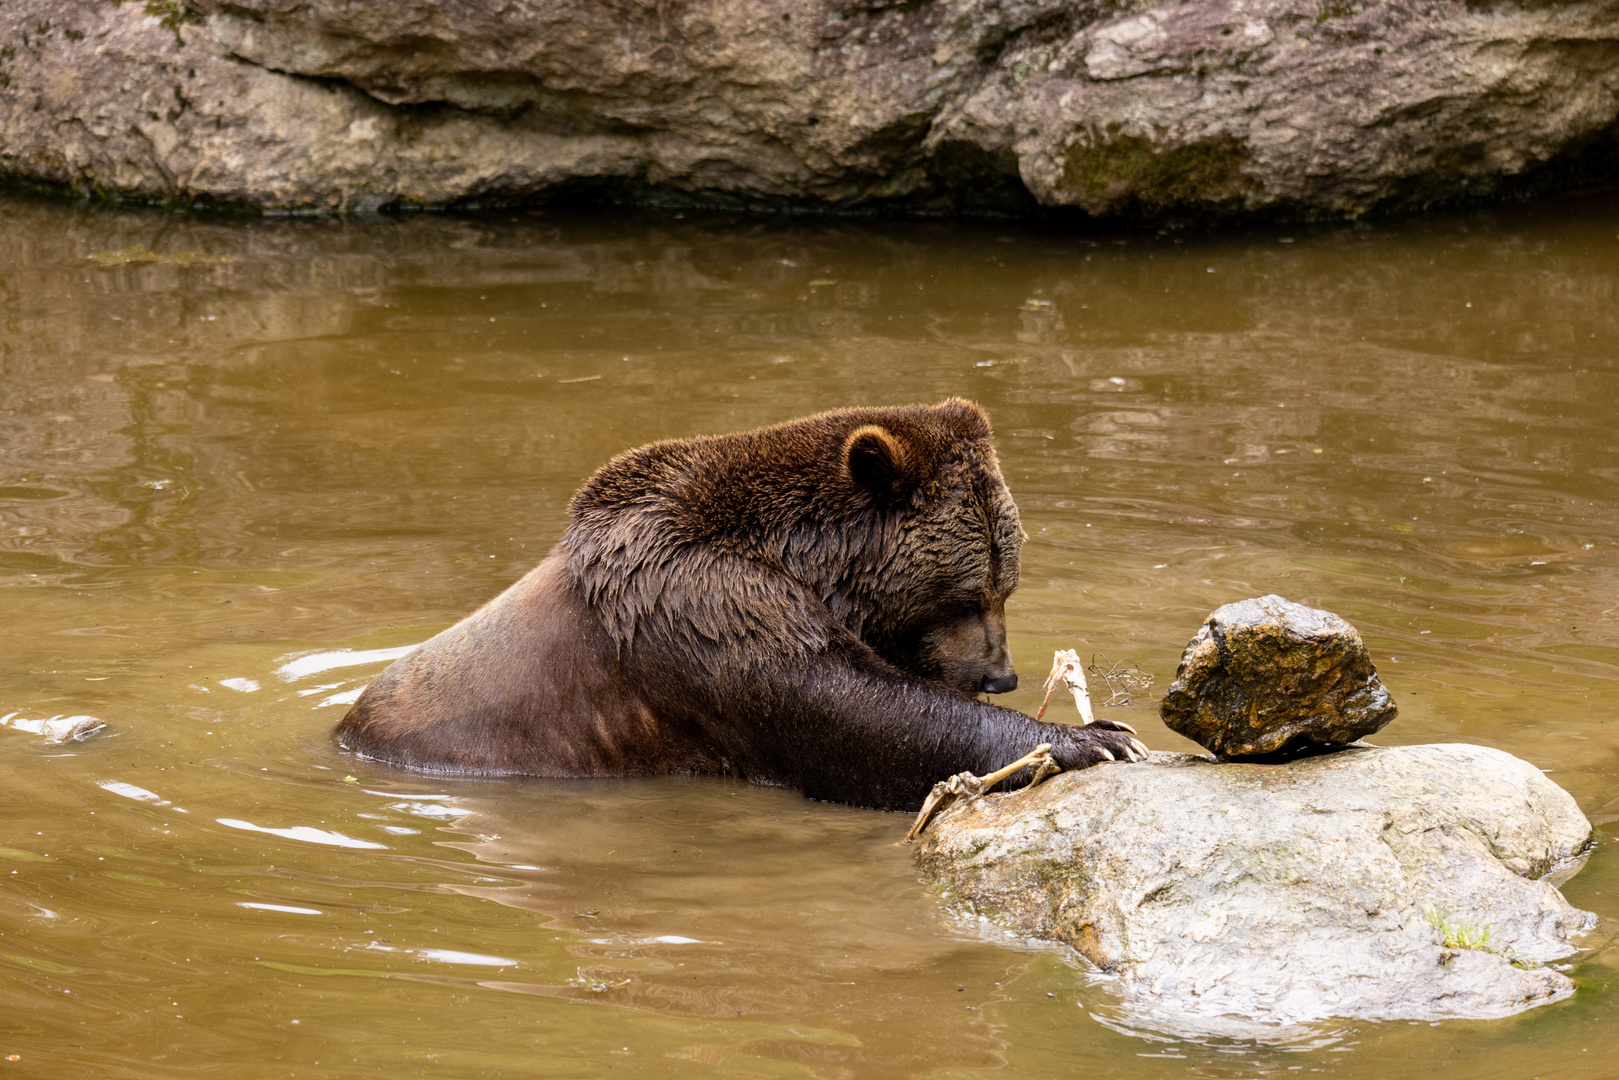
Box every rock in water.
[40,715,105,744]
[1160,595,1396,758]
[915,744,1594,1032]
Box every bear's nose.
[981,672,1018,694]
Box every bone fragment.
[1037,649,1095,725]
[905,743,1059,843]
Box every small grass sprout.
[1424,906,1499,952]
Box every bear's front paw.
[1058,724,1149,768]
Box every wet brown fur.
[336,400,1141,811]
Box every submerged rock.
[1160,595,1396,759]
[41,715,105,744]
[3,0,1619,217]
[0,712,106,744]
[915,744,1594,1031]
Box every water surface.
[2,193,1618,1078]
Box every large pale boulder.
[2,0,1618,216]
[915,744,1595,1030]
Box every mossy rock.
[1059,131,1260,218]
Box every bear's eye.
[934,595,991,625]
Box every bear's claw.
[1068,723,1148,766]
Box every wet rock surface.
[1161,595,1396,759]
[915,743,1595,1033]
[3,0,1619,216]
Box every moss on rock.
[1059,131,1259,218]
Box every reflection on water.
[1,191,1618,1078]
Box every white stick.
[1040,649,1095,726]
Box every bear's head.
[836,399,1024,698]
[565,399,1026,700]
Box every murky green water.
[2,191,1618,1078]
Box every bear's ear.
[843,424,914,502]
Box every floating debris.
[1087,655,1154,708]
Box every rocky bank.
[915,743,1595,1031]
[2,0,1618,217]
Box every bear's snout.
[981,671,1018,695]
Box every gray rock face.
[3,0,1619,216]
[1161,595,1397,759]
[915,744,1595,1032]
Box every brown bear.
[336,399,1145,811]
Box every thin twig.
[1085,654,1154,708]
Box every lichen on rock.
[1160,594,1397,759]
